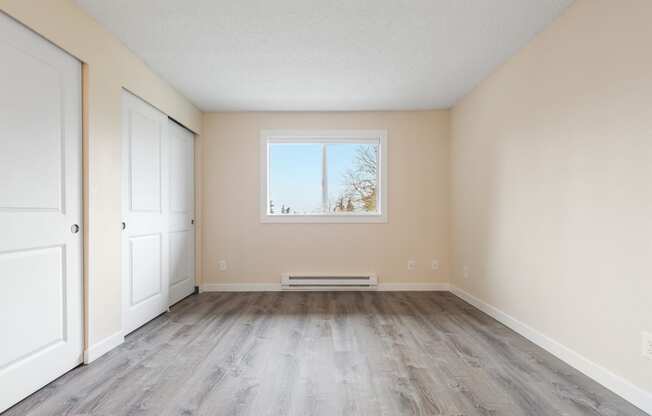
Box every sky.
[268,143,373,214]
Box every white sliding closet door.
[122,93,196,334]
[0,12,83,412]
[121,91,170,335]
[167,121,195,306]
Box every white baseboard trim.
[200,282,450,292]
[450,286,652,415]
[201,283,283,292]
[377,282,450,291]
[83,331,124,364]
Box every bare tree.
[334,145,378,212]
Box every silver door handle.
[71,224,80,234]
[122,222,126,230]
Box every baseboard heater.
[281,272,378,290]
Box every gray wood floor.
[4,292,647,416]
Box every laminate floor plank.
[3,292,647,416]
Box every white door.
[121,91,169,335]
[167,121,195,306]
[0,12,83,412]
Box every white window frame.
[260,129,388,223]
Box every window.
[260,130,388,223]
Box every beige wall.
[3,0,649,405]
[451,0,652,396]
[0,0,202,347]
[202,111,450,286]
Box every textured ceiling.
[75,0,573,111]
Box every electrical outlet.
[642,332,652,359]
[431,260,439,271]
[463,265,469,280]
[407,260,416,271]
[218,260,227,272]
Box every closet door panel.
[0,12,83,412]
[122,91,169,335]
[167,121,195,306]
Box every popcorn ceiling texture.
[75,0,572,111]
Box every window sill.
[260,214,388,224]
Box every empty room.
[1,0,651,415]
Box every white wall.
[451,0,652,406]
